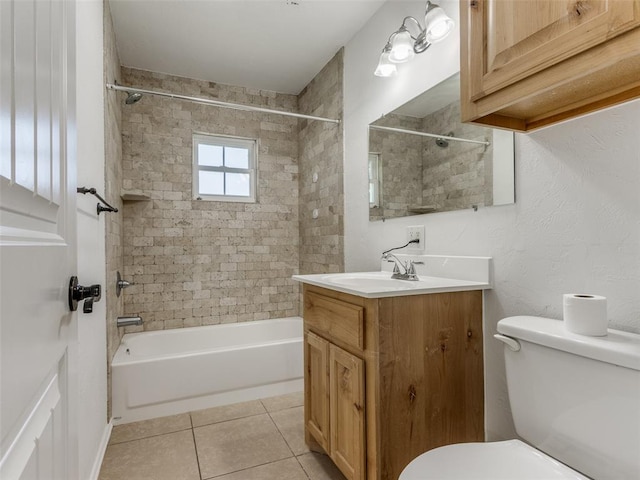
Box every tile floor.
[99,392,347,480]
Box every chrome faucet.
[117,316,143,327]
[381,253,420,281]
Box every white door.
[0,0,78,479]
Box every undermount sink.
[321,272,445,290]
[293,255,492,298]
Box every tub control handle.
[494,333,521,352]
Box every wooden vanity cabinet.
[302,284,484,480]
[460,0,640,131]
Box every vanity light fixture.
[374,43,397,77]
[374,1,454,77]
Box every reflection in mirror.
[368,73,515,221]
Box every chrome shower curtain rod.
[105,83,341,124]
[369,124,490,146]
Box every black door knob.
[68,276,102,313]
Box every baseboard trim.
[88,420,112,480]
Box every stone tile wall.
[120,68,300,330]
[104,0,123,418]
[421,102,494,211]
[298,50,345,274]
[369,114,423,220]
[368,102,494,219]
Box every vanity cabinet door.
[305,331,330,452]
[329,344,365,480]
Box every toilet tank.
[497,316,640,480]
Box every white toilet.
[399,315,640,479]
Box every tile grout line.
[191,410,268,430]
[194,407,297,480]
[188,412,204,480]
[263,396,312,479]
[191,425,204,480]
[109,406,299,446]
[108,426,193,446]
[202,457,297,480]
[296,456,313,480]
[266,409,297,459]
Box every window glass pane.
[199,171,224,195]
[198,144,223,167]
[368,153,378,179]
[225,147,249,169]
[225,172,251,197]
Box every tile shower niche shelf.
[121,191,151,201]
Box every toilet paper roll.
[563,294,608,336]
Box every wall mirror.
[368,73,515,221]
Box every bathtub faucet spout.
[117,316,143,327]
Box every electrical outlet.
[407,225,425,251]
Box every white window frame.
[368,152,382,208]
[193,133,257,202]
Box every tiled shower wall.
[368,102,494,220]
[421,101,494,211]
[120,68,300,330]
[369,114,423,220]
[298,50,345,274]
[104,0,123,417]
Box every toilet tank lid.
[497,316,640,371]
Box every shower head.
[435,131,454,148]
[125,92,143,105]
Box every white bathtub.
[111,317,303,424]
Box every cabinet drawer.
[304,292,364,351]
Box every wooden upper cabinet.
[461,0,640,131]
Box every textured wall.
[421,101,493,211]
[298,50,344,274]
[103,0,123,419]
[120,68,300,330]
[344,0,639,444]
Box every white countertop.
[293,255,492,298]
[293,271,491,298]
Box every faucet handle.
[407,262,416,275]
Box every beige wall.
[120,68,301,330]
[298,49,345,274]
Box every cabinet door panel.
[305,332,330,451]
[469,0,640,99]
[329,344,365,480]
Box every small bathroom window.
[368,153,381,208]
[193,133,257,202]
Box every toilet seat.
[399,440,589,480]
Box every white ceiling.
[109,0,386,95]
